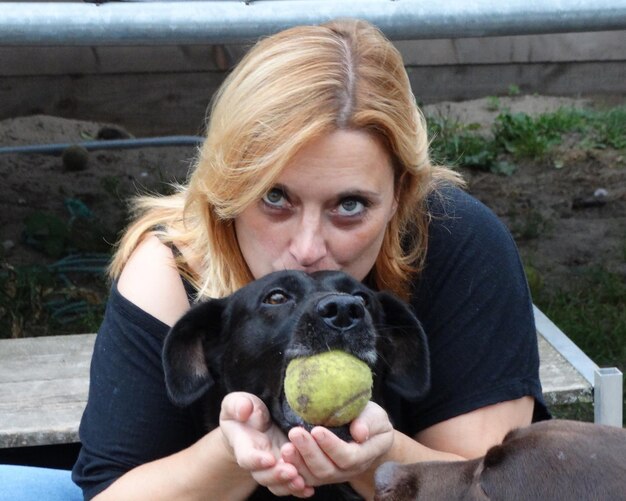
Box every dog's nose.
[317,295,365,331]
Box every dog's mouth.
[274,355,362,442]
[278,391,353,440]
[280,393,308,429]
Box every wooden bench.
[0,306,622,449]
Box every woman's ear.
[389,197,399,222]
[162,298,227,406]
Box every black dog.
[163,269,430,500]
[374,419,626,500]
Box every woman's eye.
[263,290,290,305]
[262,188,287,208]
[337,197,366,216]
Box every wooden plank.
[0,334,95,448]
[538,334,592,406]
[0,324,593,448]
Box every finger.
[221,392,272,431]
[289,427,337,481]
[313,423,392,471]
[268,482,315,499]
[229,431,276,471]
[253,460,314,498]
[220,392,254,422]
[310,427,359,470]
[281,442,313,480]
[349,416,370,443]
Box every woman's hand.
[280,401,394,488]
[219,392,315,498]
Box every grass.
[528,265,626,423]
[427,104,626,174]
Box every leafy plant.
[0,263,55,338]
[427,115,499,172]
[591,106,626,149]
[0,255,109,339]
[427,105,624,173]
[492,109,588,159]
[508,84,521,96]
[486,96,501,112]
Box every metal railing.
[0,0,625,46]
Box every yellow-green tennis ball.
[284,350,373,427]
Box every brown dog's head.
[162,270,430,438]
[374,419,626,500]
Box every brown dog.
[374,419,626,500]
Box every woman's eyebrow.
[335,189,382,200]
[268,183,289,194]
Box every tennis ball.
[284,350,373,427]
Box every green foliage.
[590,106,626,149]
[427,116,497,170]
[494,110,577,159]
[23,212,70,258]
[21,198,116,260]
[507,84,521,96]
[0,255,108,339]
[0,263,55,338]
[427,105,625,174]
[486,96,501,111]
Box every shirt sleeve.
[396,187,549,435]
[72,283,204,500]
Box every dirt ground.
[1,94,624,301]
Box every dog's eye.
[263,290,290,305]
[354,292,369,307]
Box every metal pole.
[0,0,625,46]
[594,367,624,427]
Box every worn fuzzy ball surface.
[284,350,373,427]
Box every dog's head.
[373,420,626,501]
[162,269,430,437]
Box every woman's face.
[235,129,398,281]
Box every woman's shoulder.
[117,235,192,327]
[428,185,498,221]
[426,185,513,244]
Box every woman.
[72,18,549,499]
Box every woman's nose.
[288,219,327,267]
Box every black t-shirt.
[72,187,549,499]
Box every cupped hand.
[219,392,315,497]
[280,401,394,487]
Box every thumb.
[221,392,272,431]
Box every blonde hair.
[109,18,463,300]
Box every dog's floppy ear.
[163,298,226,406]
[377,291,430,401]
